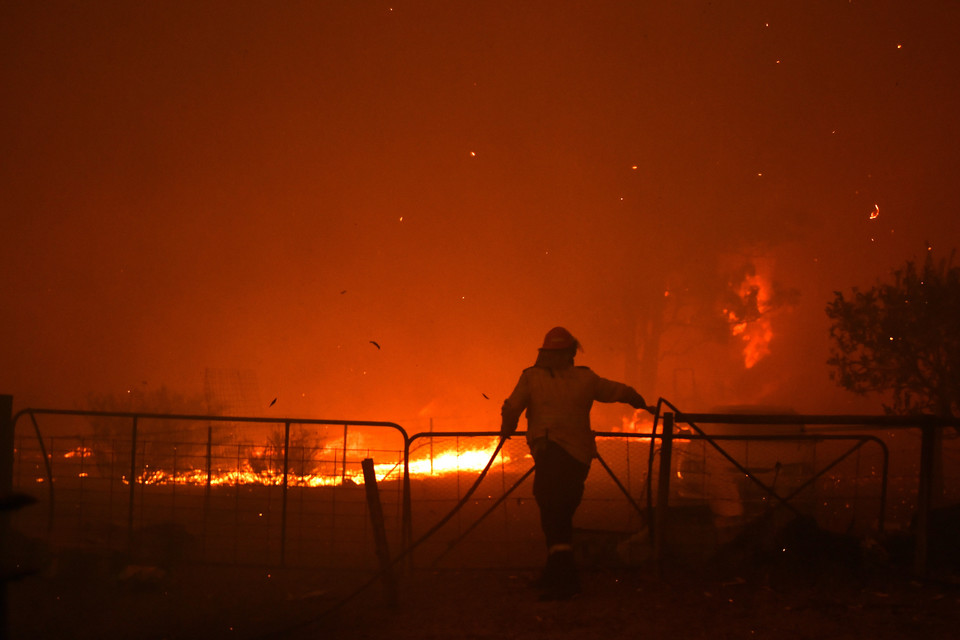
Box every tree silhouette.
[83,386,214,479]
[826,248,959,418]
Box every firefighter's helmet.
[540,326,578,351]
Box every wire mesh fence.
[9,411,407,572]
[668,411,960,572]
[6,407,959,575]
[405,434,539,569]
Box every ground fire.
[49,437,513,488]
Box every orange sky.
[3,1,959,429]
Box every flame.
[619,409,655,434]
[725,272,775,369]
[64,446,94,458]
[69,437,513,488]
[741,316,773,368]
[408,441,508,476]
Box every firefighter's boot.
[531,549,561,589]
[538,549,580,601]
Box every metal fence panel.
[8,407,959,574]
[10,411,407,572]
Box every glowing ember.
[63,447,94,458]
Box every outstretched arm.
[500,374,529,437]
[500,399,522,437]
[594,375,651,412]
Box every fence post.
[280,422,290,566]
[362,458,398,607]
[653,411,674,572]
[402,437,412,570]
[1,395,13,640]
[879,441,889,534]
[915,423,935,576]
[341,425,349,484]
[0,395,12,496]
[127,416,138,547]
[203,425,212,559]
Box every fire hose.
[265,435,510,636]
[267,402,663,636]
[302,395,810,626]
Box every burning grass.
[31,434,513,489]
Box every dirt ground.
[8,555,960,640]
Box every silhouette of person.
[500,326,649,600]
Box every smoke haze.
[3,1,959,429]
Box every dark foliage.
[826,249,960,416]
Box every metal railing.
[3,401,959,574]
[670,410,960,572]
[9,408,408,570]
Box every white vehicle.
[672,406,817,526]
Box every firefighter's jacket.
[501,363,641,464]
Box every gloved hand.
[626,389,647,410]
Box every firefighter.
[500,326,649,601]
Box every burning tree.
[826,248,960,418]
[624,254,799,404]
